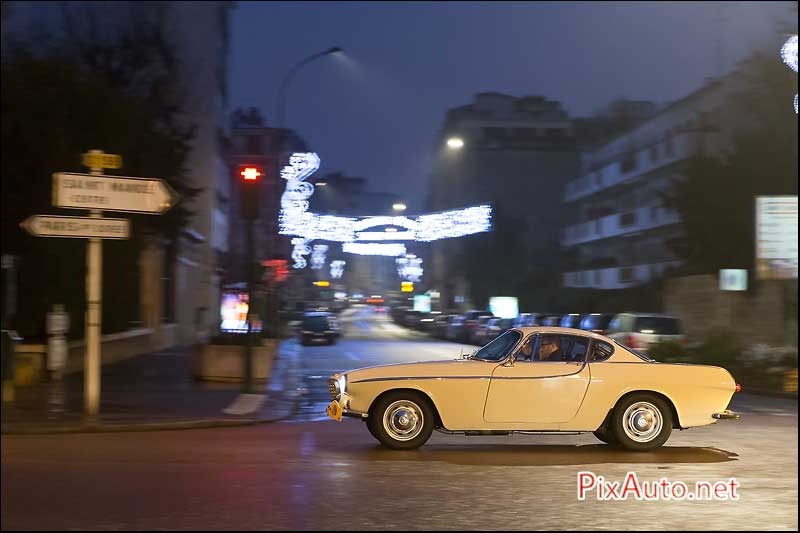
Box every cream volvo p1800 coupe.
[326,327,741,451]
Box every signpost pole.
[243,218,254,394]
[84,150,103,418]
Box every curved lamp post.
[276,46,343,128]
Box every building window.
[620,211,637,227]
[618,267,636,282]
[621,152,637,173]
[665,136,675,158]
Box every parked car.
[606,313,685,353]
[512,313,532,328]
[483,317,514,343]
[450,310,493,343]
[579,313,616,335]
[299,312,340,346]
[469,315,495,345]
[432,314,455,338]
[445,315,466,341]
[326,326,741,450]
[559,313,584,329]
[539,314,563,327]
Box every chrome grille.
[328,379,338,400]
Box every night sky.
[231,1,794,211]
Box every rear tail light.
[736,383,742,393]
[625,335,640,349]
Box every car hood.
[344,359,497,383]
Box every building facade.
[561,80,729,290]
[426,92,581,311]
[3,1,235,345]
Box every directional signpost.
[20,149,179,417]
[21,215,130,240]
[52,173,177,214]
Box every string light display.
[396,254,423,282]
[311,244,328,270]
[342,242,407,256]
[330,260,346,279]
[781,34,798,114]
[279,153,492,268]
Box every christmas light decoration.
[330,260,346,279]
[311,244,328,270]
[342,242,407,256]
[291,238,311,269]
[279,153,492,268]
[781,35,798,114]
[396,254,423,282]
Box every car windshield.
[635,317,681,335]
[303,316,329,331]
[472,330,522,361]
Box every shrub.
[648,340,691,362]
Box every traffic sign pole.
[84,150,103,418]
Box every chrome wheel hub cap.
[383,400,423,442]
[622,402,663,443]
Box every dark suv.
[299,312,340,346]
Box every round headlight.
[329,378,341,400]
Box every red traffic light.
[240,166,262,182]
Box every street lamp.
[393,202,407,212]
[276,47,344,129]
[447,137,465,149]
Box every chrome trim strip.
[351,376,490,384]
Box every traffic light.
[239,165,263,219]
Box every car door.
[483,333,591,424]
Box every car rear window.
[303,316,330,330]
[634,317,681,335]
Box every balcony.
[562,205,681,247]
[564,130,721,203]
[562,261,682,290]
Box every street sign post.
[21,215,130,240]
[52,172,177,214]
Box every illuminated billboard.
[220,292,262,333]
[489,297,518,319]
[755,196,798,280]
[413,295,431,313]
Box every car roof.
[514,326,613,343]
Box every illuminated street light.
[393,202,407,212]
[447,137,464,149]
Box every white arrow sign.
[52,172,177,214]
[21,215,130,239]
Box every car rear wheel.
[367,391,434,450]
[611,393,672,451]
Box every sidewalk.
[1,339,305,435]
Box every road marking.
[222,394,266,415]
[344,351,359,361]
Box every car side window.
[531,334,588,362]
[589,340,615,361]
[514,334,535,361]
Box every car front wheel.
[368,391,434,450]
[611,393,672,451]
